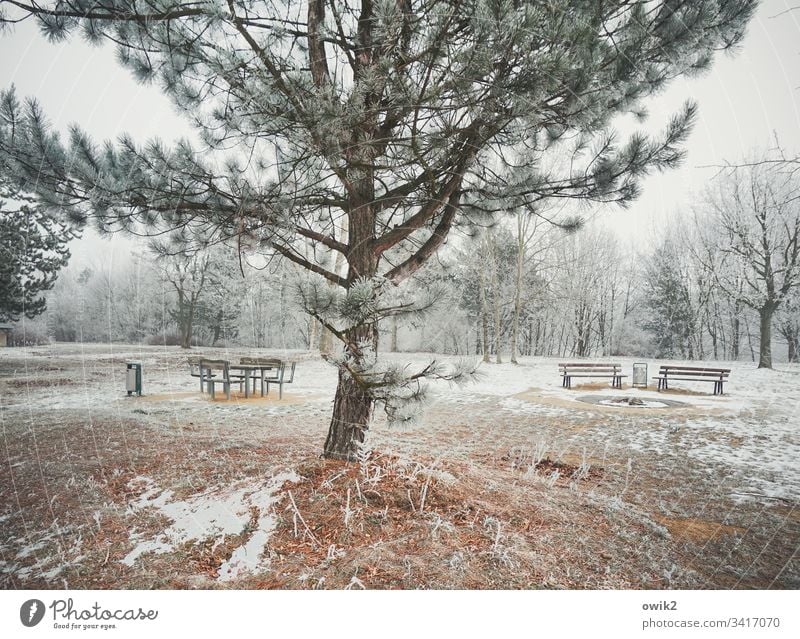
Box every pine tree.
[0,193,74,322]
[642,239,697,358]
[0,1,756,459]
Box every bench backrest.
[240,357,282,367]
[559,362,622,373]
[658,365,730,378]
[282,361,296,383]
[239,358,296,383]
[199,359,231,379]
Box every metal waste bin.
[126,361,143,396]
[632,362,648,388]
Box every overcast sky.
[1,0,799,260]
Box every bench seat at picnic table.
[558,362,627,389]
[652,365,730,395]
[198,359,247,400]
[237,357,281,397]
[188,356,217,393]
[239,357,297,399]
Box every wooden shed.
[0,323,12,347]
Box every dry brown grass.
[653,516,746,544]
[1,347,797,590]
[145,391,320,405]
[252,453,669,589]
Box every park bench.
[240,357,296,399]
[653,365,730,395]
[559,362,626,389]
[199,359,247,400]
[188,356,215,392]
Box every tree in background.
[509,212,555,363]
[548,225,621,357]
[152,243,246,349]
[0,193,74,322]
[641,233,700,358]
[697,160,800,368]
[0,1,757,460]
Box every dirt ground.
[1,344,797,589]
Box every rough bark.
[324,367,373,460]
[322,157,380,459]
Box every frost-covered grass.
[0,344,797,588]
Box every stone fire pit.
[576,395,688,409]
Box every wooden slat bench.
[559,362,626,389]
[653,365,730,396]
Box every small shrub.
[7,325,51,346]
[145,332,182,346]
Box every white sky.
[1,0,799,260]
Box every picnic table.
[238,357,296,399]
[232,359,280,398]
[189,356,297,400]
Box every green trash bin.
[126,361,143,396]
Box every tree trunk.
[322,180,379,460]
[323,320,378,460]
[485,233,502,364]
[744,315,756,363]
[510,216,525,364]
[479,264,490,363]
[607,287,616,356]
[308,317,318,351]
[212,309,223,345]
[758,305,774,369]
[731,313,740,360]
[279,268,287,350]
[324,365,374,460]
[180,323,192,349]
[788,334,797,363]
[178,294,194,349]
[390,315,398,352]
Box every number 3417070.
[730,618,780,628]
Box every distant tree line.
[8,151,799,370]
[403,156,800,368]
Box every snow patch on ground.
[121,472,299,579]
[499,396,579,417]
[0,524,82,583]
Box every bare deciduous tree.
[697,161,800,368]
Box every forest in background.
[8,158,799,366]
